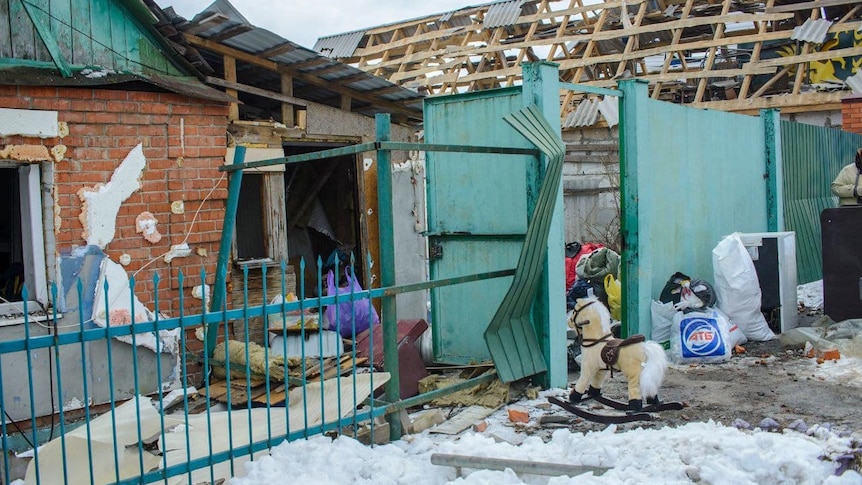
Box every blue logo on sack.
[680,316,725,358]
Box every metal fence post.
[207,145,246,357]
[375,114,401,440]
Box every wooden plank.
[263,172,288,264]
[0,0,11,58]
[87,0,111,67]
[355,11,793,67]
[691,91,843,112]
[738,0,775,100]
[205,76,308,107]
[651,0,694,98]
[27,0,49,62]
[21,0,71,76]
[766,0,860,13]
[68,0,95,65]
[223,55,239,121]
[695,0,732,103]
[107,0,127,70]
[49,0,72,62]
[9,0,35,59]
[281,73,295,126]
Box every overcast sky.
[161,0,476,49]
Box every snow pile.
[231,420,860,485]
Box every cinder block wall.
[842,94,862,134]
[1,85,229,369]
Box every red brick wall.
[842,95,862,134]
[0,85,229,324]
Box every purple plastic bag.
[324,269,380,338]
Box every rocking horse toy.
[549,296,683,423]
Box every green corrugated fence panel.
[484,106,565,382]
[780,121,862,284]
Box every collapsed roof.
[313,0,862,117]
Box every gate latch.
[429,241,444,261]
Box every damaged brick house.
[155,0,428,346]
[0,0,426,422]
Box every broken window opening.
[284,142,365,298]
[235,173,267,262]
[0,163,49,324]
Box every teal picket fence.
[0,258,513,484]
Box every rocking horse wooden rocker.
[549,296,683,423]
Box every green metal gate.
[423,63,566,386]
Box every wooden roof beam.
[184,33,422,120]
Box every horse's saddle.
[599,334,645,367]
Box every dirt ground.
[556,338,862,436]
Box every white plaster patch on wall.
[77,144,146,248]
[164,243,191,263]
[0,108,59,138]
[363,158,374,171]
[191,284,210,300]
[51,145,66,162]
[135,211,162,244]
[171,200,185,214]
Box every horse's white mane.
[578,297,613,333]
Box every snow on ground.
[231,408,860,485]
[231,355,862,485]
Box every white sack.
[712,233,776,341]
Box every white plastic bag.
[670,309,732,364]
[797,280,823,310]
[714,306,748,348]
[650,300,677,348]
[712,233,776,341]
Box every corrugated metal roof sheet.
[597,96,619,128]
[190,0,250,25]
[791,18,833,44]
[313,31,365,58]
[847,71,862,95]
[562,96,619,129]
[444,14,475,28]
[562,99,600,128]
[484,0,526,28]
